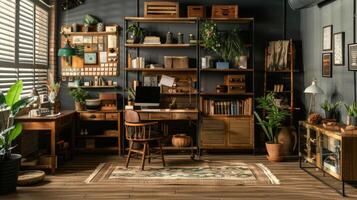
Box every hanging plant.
[60,0,86,11]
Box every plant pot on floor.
[74,101,85,111]
[265,143,283,162]
[0,154,21,195]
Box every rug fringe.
[256,163,280,185]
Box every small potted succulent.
[69,88,88,111]
[345,103,357,126]
[126,88,135,106]
[320,100,341,119]
[254,92,289,162]
[126,23,144,44]
[0,81,34,194]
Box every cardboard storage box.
[164,56,189,69]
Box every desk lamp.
[304,79,324,114]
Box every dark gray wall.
[59,0,301,109]
[301,0,354,122]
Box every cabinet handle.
[89,114,96,119]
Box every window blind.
[0,0,17,93]
[0,0,49,95]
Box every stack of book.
[131,57,145,69]
[201,98,252,116]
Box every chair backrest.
[125,110,140,123]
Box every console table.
[15,110,76,173]
[299,121,357,196]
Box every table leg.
[50,125,56,174]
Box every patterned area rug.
[85,160,280,185]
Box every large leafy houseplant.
[69,87,88,111]
[0,81,34,194]
[0,81,34,160]
[254,92,289,162]
[254,92,289,143]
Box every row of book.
[201,98,253,116]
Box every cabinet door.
[227,118,253,148]
[201,118,226,147]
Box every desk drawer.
[80,112,105,120]
[172,113,197,120]
[105,113,118,121]
[149,113,171,120]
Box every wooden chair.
[124,110,165,170]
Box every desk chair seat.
[124,110,165,170]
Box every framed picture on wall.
[323,25,333,51]
[84,53,97,64]
[348,43,357,71]
[322,53,332,77]
[333,32,345,66]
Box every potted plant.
[320,100,341,119]
[254,92,289,162]
[220,28,246,69]
[126,88,135,106]
[47,81,61,113]
[126,23,144,44]
[69,88,88,111]
[345,103,357,126]
[0,81,34,194]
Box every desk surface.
[133,109,199,113]
[16,110,76,121]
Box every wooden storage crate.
[224,75,245,94]
[164,56,189,69]
[212,5,238,19]
[187,5,205,18]
[99,92,118,111]
[144,2,179,18]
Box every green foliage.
[83,14,100,25]
[345,103,357,117]
[126,88,136,101]
[126,23,144,38]
[0,81,34,160]
[200,20,221,53]
[254,92,290,143]
[69,88,88,104]
[201,21,246,62]
[320,100,341,112]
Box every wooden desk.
[15,110,76,173]
[135,109,199,121]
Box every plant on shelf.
[200,21,246,69]
[345,102,357,126]
[126,88,136,106]
[83,14,100,31]
[69,87,88,111]
[320,100,341,119]
[0,81,34,194]
[126,23,144,44]
[254,92,289,162]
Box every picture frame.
[348,43,357,71]
[333,32,345,66]
[92,36,98,44]
[322,53,332,77]
[72,36,83,44]
[323,25,333,51]
[105,25,117,32]
[84,52,97,64]
[83,36,93,44]
[143,75,158,86]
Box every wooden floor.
[3,154,357,200]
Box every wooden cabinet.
[201,116,254,149]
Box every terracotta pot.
[278,127,297,156]
[265,143,283,162]
[172,134,191,147]
[74,101,85,111]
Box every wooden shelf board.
[68,86,118,89]
[200,68,253,72]
[125,68,197,72]
[76,135,118,139]
[200,93,254,96]
[63,31,118,36]
[265,70,299,73]
[75,147,119,152]
[208,18,254,23]
[161,93,198,96]
[203,115,253,118]
[125,43,196,48]
[125,17,198,23]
